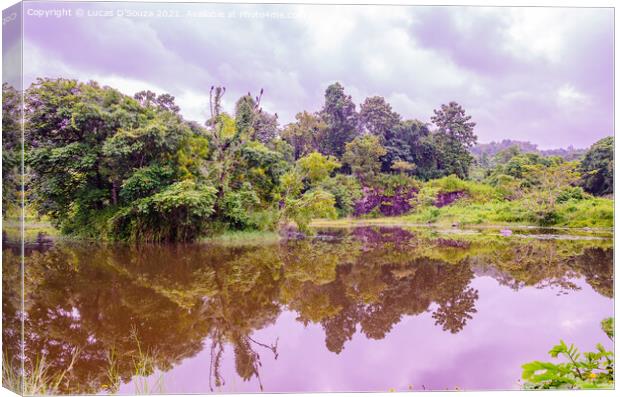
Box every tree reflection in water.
[2,226,613,394]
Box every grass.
[2,348,80,396]
[128,327,165,395]
[202,229,281,246]
[1,335,166,395]
[103,328,167,394]
[554,197,614,228]
[312,197,613,230]
[403,198,612,229]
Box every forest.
[2,79,614,242]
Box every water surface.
[2,226,614,393]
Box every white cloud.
[557,84,591,108]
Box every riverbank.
[311,197,614,230]
[201,230,281,246]
[5,196,612,245]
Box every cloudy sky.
[15,1,614,148]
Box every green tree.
[359,96,400,139]
[381,119,440,179]
[343,135,387,183]
[431,102,477,178]
[24,78,210,240]
[579,136,613,196]
[296,152,341,184]
[134,90,181,113]
[281,188,337,234]
[2,83,21,216]
[320,83,359,157]
[281,111,328,159]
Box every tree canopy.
[10,77,612,241]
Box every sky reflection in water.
[2,226,613,393]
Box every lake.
[2,226,613,393]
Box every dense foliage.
[579,136,613,196]
[7,78,613,241]
[2,83,21,216]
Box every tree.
[135,90,181,113]
[431,102,477,178]
[579,136,613,196]
[431,101,477,147]
[205,87,262,203]
[101,110,192,204]
[278,153,340,234]
[320,83,359,157]
[234,94,257,137]
[281,111,328,159]
[343,135,387,183]
[521,161,582,225]
[2,83,21,216]
[281,188,337,234]
[381,119,440,179]
[391,160,416,175]
[359,96,400,140]
[253,111,279,144]
[296,152,341,184]
[24,78,209,240]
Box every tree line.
[1,80,613,241]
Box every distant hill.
[471,139,587,161]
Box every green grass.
[202,229,281,246]
[404,200,529,226]
[555,197,614,228]
[313,197,613,230]
[2,348,80,396]
[403,197,613,229]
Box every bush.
[556,186,587,204]
[427,175,500,202]
[221,184,261,229]
[109,180,217,242]
[245,209,280,231]
[119,165,176,203]
[282,188,337,234]
[319,175,363,217]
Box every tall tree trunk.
[111,180,119,205]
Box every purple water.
[3,226,613,394]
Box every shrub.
[245,209,280,231]
[319,175,363,217]
[119,165,176,203]
[221,184,261,229]
[556,186,587,204]
[427,175,500,202]
[109,180,217,242]
[282,188,337,234]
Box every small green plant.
[521,318,614,390]
[2,347,81,395]
[129,327,165,395]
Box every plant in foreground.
[521,317,614,389]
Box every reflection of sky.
[119,277,613,393]
[20,1,613,149]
